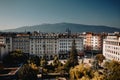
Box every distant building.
[103,35,120,61]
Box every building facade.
[29,32,84,59]
[58,34,84,59]
[84,32,102,51]
[12,33,30,53]
[58,34,83,52]
[30,32,58,59]
[0,36,8,61]
[103,35,120,61]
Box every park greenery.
[95,53,105,66]
[3,50,28,66]
[69,64,104,80]
[18,63,38,80]
[103,60,120,80]
[91,53,105,70]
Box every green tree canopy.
[53,55,62,67]
[69,64,92,80]
[18,64,38,80]
[28,55,40,66]
[40,54,48,67]
[3,50,28,65]
[104,60,120,80]
[64,39,78,71]
[95,54,105,65]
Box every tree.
[92,59,99,70]
[69,63,104,80]
[40,54,48,67]
[3,50,28,65]
[53,55,62,67]
[69,64,92,80]
[64,40,78,71]
[104,60,120,80]
[28,55,40,66]
[95,54,105,66]
[18,64,38,80]
[92,71,104,80]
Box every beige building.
[103,35,120,61]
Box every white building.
[0,31,84,60]
[103,35,120,61]
[5,37,12,52]
[0,36,8,61]
[30,32,58,59]
[58,34,83,54]
[29,32,84,59]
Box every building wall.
[103,36,120,61]
[0,31,105,59]
[5,37,12,52]
[58,38,83,54]
[84,32,102,51]
[29,32,84,58]
[30,32,58,57]
[12,34,30,53]
[0,45,8,60]
[0,36,8,61]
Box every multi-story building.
[0,32,17,52]
[84,32,102,52]
[58,34,84,58]
[12,33,30,53]
[30,32,58,59]
[30,31,84,59]
[5,37,12,52]
[103,35,120,61]
[0,36,8,61]
[1,31,105,60]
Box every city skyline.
[0,0,120,30]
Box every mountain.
[4,22,120,33]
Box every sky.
[0,0,120,30]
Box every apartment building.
[0,32,17,52]
[58,34,83,53]
[30,32,58,59]
[58,34,84,58]
[0,36,8,61]
[1,31,103,59]
[103,35,120,61]
[84,32,102,51]
[5,37,12,52]
[12,33,30,53]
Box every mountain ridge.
[3,22,120,33]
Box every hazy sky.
[0,0,120,30]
